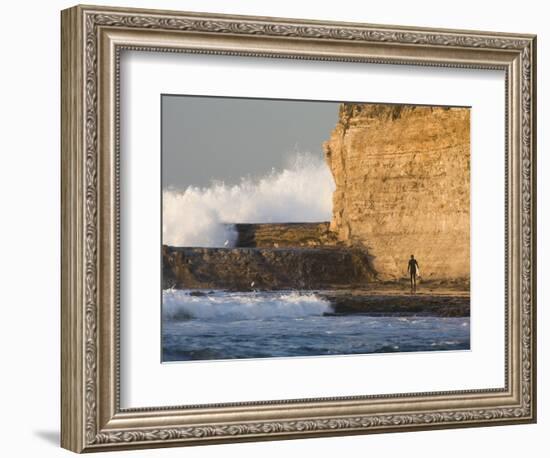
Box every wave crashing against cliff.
[162,153,335,247]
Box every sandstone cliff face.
[324,104,470,281]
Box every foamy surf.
[162,153,335,247]
[162,289,332,321]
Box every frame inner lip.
[113,42,512,412]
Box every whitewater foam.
[162,153,335,247]
[162,289,332,321]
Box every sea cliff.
[324,104,470,281]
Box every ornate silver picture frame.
[61,4,536,453]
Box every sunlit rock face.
[233,222,338,248]
[324,104,470,281]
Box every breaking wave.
[162,289,332,321]
[163,153,335,247]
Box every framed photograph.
[61,4,537,453]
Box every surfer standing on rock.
[408,255,420,294]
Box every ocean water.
[162,290,470,362]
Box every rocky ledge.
[162,244,375,290]
[321,290,469,317]
[233,222,339,248]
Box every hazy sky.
[162,95,340,189]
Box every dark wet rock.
[321,291,469,317]
[162,245,375,290]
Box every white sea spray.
[162,289,332,321]
[162,153,335,247]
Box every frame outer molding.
[61,4,536,453]
[61,6,85,453]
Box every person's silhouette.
[408,255,420,293]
